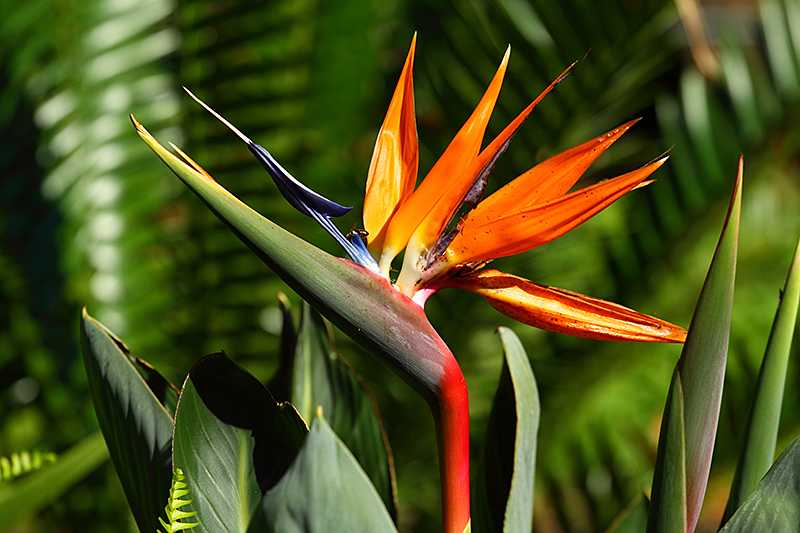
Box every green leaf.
[80,308,174,533]
[0,431,108,529]
[719,434,800,532]
[172,353,306,533]
[722,236,800,524]
[647,158,742,533]
[474,327,540,533]
[266,293,297,404]
[247,413,398,533]
[290,302,397,520]
[605,495,649,533]
[133,118,454,405]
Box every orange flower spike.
[363,35,419,256]
[447,269,687,343]
[473,119,641,223]
[444,156,667,266]
[378,46,511,272]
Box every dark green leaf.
[720,435,800,532]
[247,413,398,533]
[291,302,397,521]
[266,293,297,403]
[0,431,108,529]
[722,236,800,524]
[173,353,306,533]
[648,159,742,532]
[80,309,174,533]
[474,327,539,533]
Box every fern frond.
[0,450,57,482]
[157,468,200,533]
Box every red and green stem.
[430,355,471,533]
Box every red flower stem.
[429,355,470,533]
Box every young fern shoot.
[0,450,56,483]
[157,469,199,533]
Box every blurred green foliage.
[2,0,800,531]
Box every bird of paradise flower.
[132,35,685,533]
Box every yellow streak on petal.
[450,269,687,343]
[363,35,419,255]
[449,157,667,264]
[473,119,640,221]
[379,46,512,268]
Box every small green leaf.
[247,413,398,533]
[721,236,800,525]
[648,158,742,533]
[0,431,108,529]
[266,293,297,403]
[719,434,800,532]
[81,309,174,533]
[291,302,397,521]
[474,327,539,533]
[173,353,306,533]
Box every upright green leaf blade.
[648,158,742,533]
[0,431,108,529]
[721,236,800,524]
[474,327,539,533]
[247,413,398,533]
[291,302,397,521]
[720,435,800,532]
[172,353,306,533]
[80,309,174,533]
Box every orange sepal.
[363,35,419,253]
[473,119,640,222]
[449,157,666,264]
[379,47,512,262]
[448,269,687,343]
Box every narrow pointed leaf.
[80,309,173,533]
[647,370,687,533]
[605,495,649,533]
[721,236,800,525]
[0,431,108,529]
[265,293,297,403]
[133,116,455,406]
[173,353,306,533]
[448,269,686,343]
[291,303,397,520]
[719,434,800,532]
[474,327,539,533]
[247,414,398,533]
[647,158,742,533]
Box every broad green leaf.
[720,434,800,532]
[247,413,398,533]
[80,309,174,533]
[291,302,397,521]
[173,353,306,533]
[133,118,454,404]
[722,236,800,524]
[648,158,742,533]
[474,327,539,533]
[0,431,108,529]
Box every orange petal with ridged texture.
[378,47,512,265]
[473,119,640,224]
[448,269,687,343]
[449,157,666,264]
[363,35,419,254]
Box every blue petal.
[248,143,352,219]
